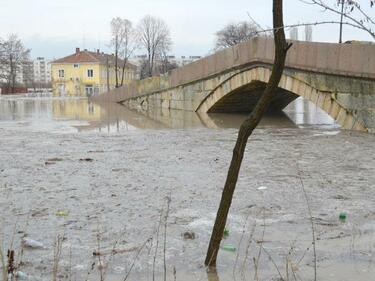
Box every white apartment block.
[33,57,51,84]
[289,27,299,40]
[288,26,313,42]
[131,55,202,68]
[1,57,52,86]
[305,25,313,42]
[166,55,202,67]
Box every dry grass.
[52,234,64,281]
[0,185,325,281]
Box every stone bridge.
[92,37,375,132]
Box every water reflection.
[284,97,338,128]
[0,95,338,133]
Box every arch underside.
[197,67,366,131]
[207,81,298,113]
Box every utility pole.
[339,0,345,43]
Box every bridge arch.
[196,67,366,131]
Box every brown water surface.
[0,95,373,281]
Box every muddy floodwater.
[0,95,374,281]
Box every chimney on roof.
[75,47,80,54]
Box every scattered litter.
[72,264,85,271]
[332,194,350,200]
[183,231,196,240]
[22,238,45,249]
[79,158,94,162]
[93,246,139,256]
[313,131,340,137]
[339,212,347,223]
[31,208,49,217]
[114,266,125,273]
[47,158,63,162]
[45,158,63,165]
[221,244,236,252]
[223,228,229,239]
[56,210,69,217]
[257,186,268,190]
[15,271,28,280]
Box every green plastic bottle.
[339,212,347,222]
[221,244,236,252]
[223,228,229,239]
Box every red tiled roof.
[52,50,136,70]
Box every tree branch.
[298,0,375,39]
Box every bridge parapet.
[93,37,375,103]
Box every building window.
[87,69,94,77]
[58,69,64,78]
[74,64,79,68]
[85,85,94,96]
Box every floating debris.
[183,231,196,240]
[79,158,94,162]
[47,158,63,162]
[93,246,140,256]
[15,271,28,280]
[45,158,63,165]
[339,212,347,223]
[22,238,45,249]
[223,228,229,239]
[221,244,236,252]
[56,210,69,217]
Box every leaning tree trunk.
[205,0,292,267]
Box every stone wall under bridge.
[92,37,375,133]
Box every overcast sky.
[1,0,374,59]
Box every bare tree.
[0,34,30,92]
[138,58,149,80]
[156,39,177,75]
[300,0,375,40]
[138,56,176,79]
[111,17,121,88]
[157,58,178,75]
[205,0,292,267]
[119,20,138,86]
[110,17,139,87]
[215,21,259,49]
[0,37,7,85]
[137,15,172,78]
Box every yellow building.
[51,48,137,96]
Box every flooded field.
[0,95,374,281]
